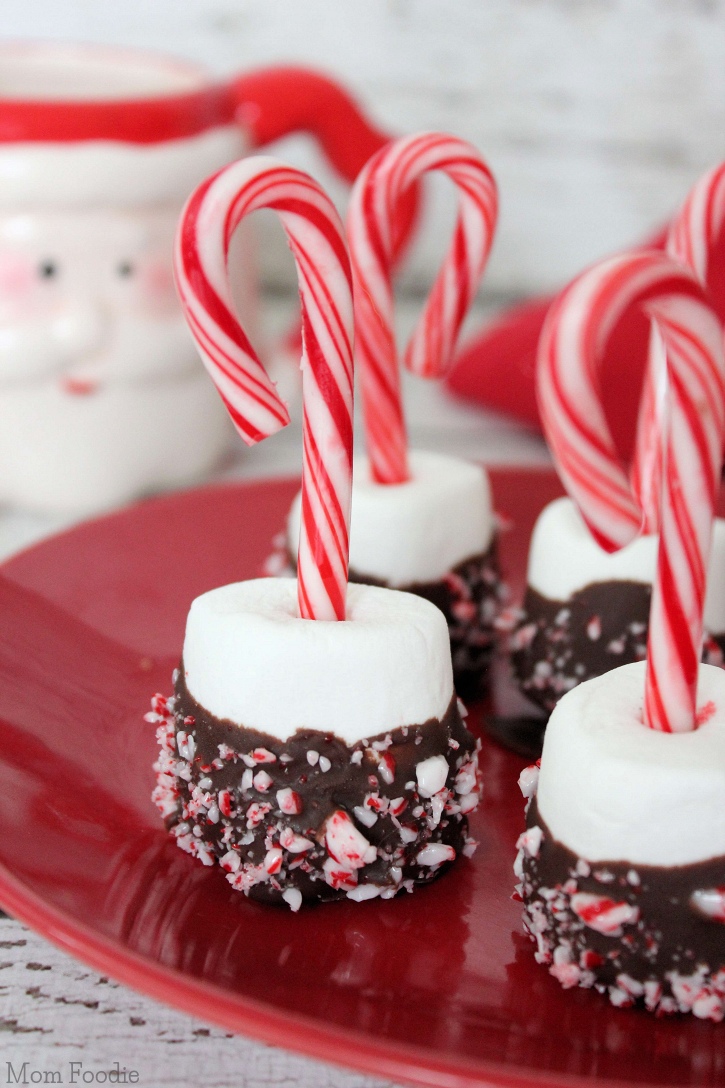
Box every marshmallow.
[0,373,231,514]
[537,660,725,866]
[527,498,725,632]
[182,578,454,742]
[287,449,494,587]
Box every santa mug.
[0,42,417,514]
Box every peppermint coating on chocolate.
[510,581,725,715]
[281,537,505,700]
[150,671,480,908]
[516,788,725,1019]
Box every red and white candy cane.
[537,250,725,732]
[632,163,725,531]
[347,132,498,484]
[174,156,354,621]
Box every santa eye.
[116,261,134,278]
[38,260,58,279]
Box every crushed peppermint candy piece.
[377,751,396,785]
[365,792,387,813]
[416,754,449,798]
[282,888,303,912]
[323,856,358,890]
[251,747,277,763]
[454,760,477,796]
[354,805,378,828]
[416,843,456,867]
[325,810,377,869]
[347,884,382,902]
[219,850,241,873]
[276,787,303,815]
[176,731,196,761]
[150,693,169,716]
[245,801,272,829]
[518,763,540,799]
[570,892,640,936]
[253,769,273,792]
[264,848,283,875]
[690,887,725,922]
[516,825,544,859]
[279,827,314,853]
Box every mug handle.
[229,66,421,263]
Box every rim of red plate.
[0,40,237,144]
[0,861,639,1088]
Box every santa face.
[0,208,232,513]
[0,209,200,390]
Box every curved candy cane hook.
[347,132,498,484]
[175,156,355,621]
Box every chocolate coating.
[517,796,725,1017]
[510,581,725,716]
[151,669,480,907]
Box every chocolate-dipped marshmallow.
[151,579,480,909]
[516,661,725,1018]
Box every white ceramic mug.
[0,43,418,514]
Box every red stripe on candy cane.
[347,132,498,484]
[174,156,354,621]
[633,163,725,532]
[537,250,725,732]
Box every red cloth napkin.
[445,223,725,461]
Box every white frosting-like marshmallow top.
[537,661,725,866]
[182,578,454,743]
[287,449,494,587]
[528,497,725,632]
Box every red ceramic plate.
[1,467,724,1088]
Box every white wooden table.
[0,300,549,1087]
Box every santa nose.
[51,301,109,360]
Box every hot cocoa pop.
[285,133,505,698]
[149,156,480,909]
[516,248,725,1018]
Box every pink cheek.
[139,259,177,308]
[0,255,36,297]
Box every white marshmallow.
[527,498,725,633]
[537,661,725,866]
[0,374,231,514]
[182,578,453,743]
[287,449,494,587]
